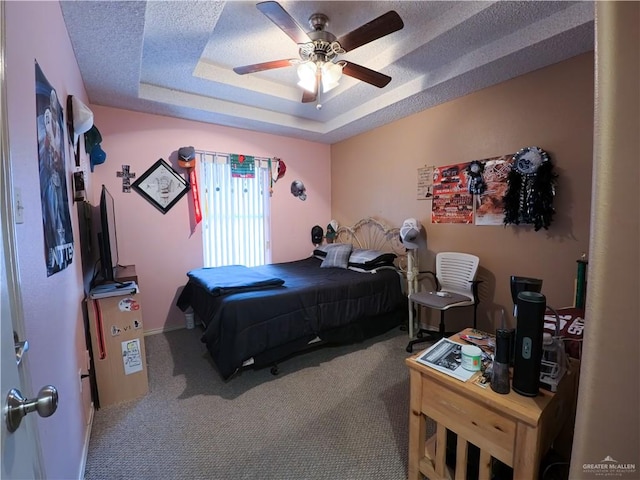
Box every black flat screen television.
[98,185,119,283]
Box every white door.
[1,238,42,479]
[1,3,45,477]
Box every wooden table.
[405,330,578,480]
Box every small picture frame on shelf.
[132,158,189,214]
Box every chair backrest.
[436,252,480,300]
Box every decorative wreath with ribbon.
[466,160,487,195]
[503,146,557,231]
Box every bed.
[176,218,408,379]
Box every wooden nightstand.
[405,330,579,480]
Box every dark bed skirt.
[230,306,408,377]
[181,258,409,380]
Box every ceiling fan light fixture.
[321,61,343,92]
[297,62,317,92]
[235,4,404,104]
[322,78,339,93]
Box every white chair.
[406,252,481,353]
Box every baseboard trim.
[78,403,94,480]
[417,325,439,333]
[143,324,186,336]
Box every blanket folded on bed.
[187,265,285,296]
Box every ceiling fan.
[233,1,404,107]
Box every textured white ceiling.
[60,1,594,144]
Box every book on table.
[415,337,477,382]
[458,330,496,352]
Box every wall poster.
[431,162,474,224]
[36,62,74,276]
[474,154,513,226]
[416,166,434,200]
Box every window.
[198,152,271,267]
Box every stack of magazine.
[89,281,139,299]
[415,337,476,382]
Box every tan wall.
[331,53,594,333]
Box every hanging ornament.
[466,160,487,195]
[268,158,274,196]
[189,169,202,224]
[268,158,287,196]
[178,146,202,225]
[503,146,557,231]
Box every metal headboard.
[334,217,408,273]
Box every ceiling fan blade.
[301,72,319,103]
[301,89,317,103]
[337,11,404,53]
[342,62,392,88]
[257,1,311,45]
[233,59,295,75]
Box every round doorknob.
[5,385,58,433]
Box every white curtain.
[198,152,271,267]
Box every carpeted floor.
[83,325,431,480]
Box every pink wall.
[89,106,331,333]
[6,2,91,478]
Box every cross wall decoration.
[117,165,136,193]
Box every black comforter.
[176,257,406,379]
